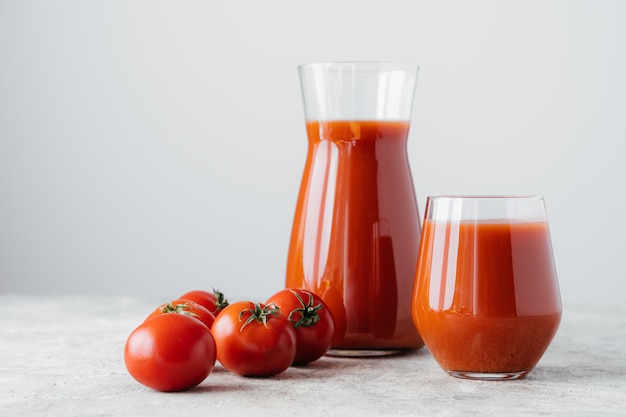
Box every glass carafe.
[286,62,424,355]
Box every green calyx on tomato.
[159,302,199,318]
[286,289,322,328]
[238,302,281,331]
[213,288,229,312]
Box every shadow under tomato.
[187,383,246,394]
[183,361,344,388]
[184,348,430,390]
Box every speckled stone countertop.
[1,295,624,416]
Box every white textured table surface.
[1,295,624,416]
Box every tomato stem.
[287,290,322,328]
[213,288,229,312]
[160,302,199,318]
[238,302,281,331]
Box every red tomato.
[146,299,215,329]
[211,301,297,377]
[179,289,229,315]
[267,288,335,365]
[124,313,216,392]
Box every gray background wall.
[1,0,624,309]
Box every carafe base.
[326,348,408,358]
[446,370,529,381]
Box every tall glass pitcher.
[286,62,424,355]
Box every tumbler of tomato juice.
[286,62,424,356]
[412,196,562,380]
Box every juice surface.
[413,219,562,372]
[286,120,424,350]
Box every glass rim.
[298,61,420,72]
[424,195,549,222]
[427,195,544,201]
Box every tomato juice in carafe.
[286,118,424,353]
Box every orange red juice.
[286,120,424,350]
[413,219,562,373]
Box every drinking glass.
[412,196,562,380]
[286,62,424,356]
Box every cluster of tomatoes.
[124,288,335,391]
